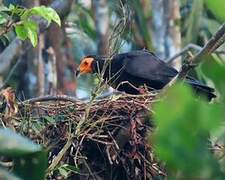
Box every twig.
[167,44,202,64]
[178,24,225,79]
[167,23,225,85]
[0,20,14,37]
[167,43,225,64]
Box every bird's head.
[76,56,95,77]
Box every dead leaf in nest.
[0,87,18,116]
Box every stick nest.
[1,92,166,180]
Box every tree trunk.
[92,0,109,55]
[46,23,65,93]
[151,0,181,70]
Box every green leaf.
[58,164,79,178]
[201,55,225,103]
[14,151,48,180]
[9,4,15,11]
[204,0,225,22]
[44,116,55,124]
[0,128,42,157]
[22,6,61,26]
[0,15,7,24]
[15,24,28,40]
[152,83,224,178]
[0,5,10,12]
[0,168,21,180]
[44,7,61,26]
[15,20,38,46]
[24,20,38,47]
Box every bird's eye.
[84,61,88,65]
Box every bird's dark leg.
[116,81,140,92]
[116,81,149,94]
[138,85,149,94]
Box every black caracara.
[76,50,215,100]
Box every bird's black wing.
[122,50,178,84]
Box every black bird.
[76,50,215,100]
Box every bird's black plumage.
[89,50,215,100]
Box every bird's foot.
[138,85,149,94]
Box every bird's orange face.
[76,57,94,76]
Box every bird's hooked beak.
[75,70,80,77]
[75,57,94,78]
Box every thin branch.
[177,23,225,80]
[0,20,23,37]
[0,20,14,37]
[167,43,225,64]
[166,24,225,87]
[167,44,202,64]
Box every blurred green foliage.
[152,53,225,178]
[201,55,225,103]
[0,168,21,180]
[57,164,79,178]
[0,128,47,180]
[152,83,225,178]
[204,0,225,23]
[0,128,42,156]
[183,0,203,45]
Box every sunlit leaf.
[44,7,61,26]
[22,6,61,26]
[15,24,28,40]
[15,20,38,46]
[24,20,38,47]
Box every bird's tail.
[186,77,216,101]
